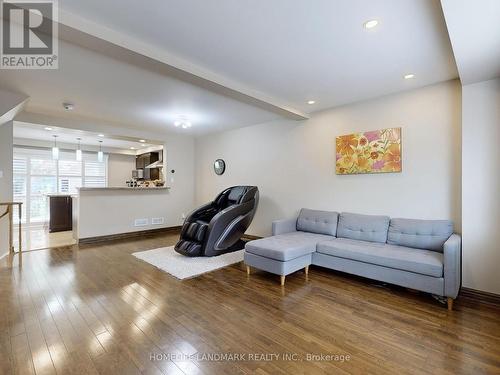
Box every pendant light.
[52,135,59,160]
[76,138,82,161]
[98,140,103,162]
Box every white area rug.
[132,246,244,279]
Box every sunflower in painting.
[336,134,358,156]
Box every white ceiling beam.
[441,0,500,84]
[0,89,29,125]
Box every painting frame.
[335,127,402,175]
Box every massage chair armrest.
[272,218,298,236]
[208,203,248,232]
[443,234,462,299]
[204,202,252,251]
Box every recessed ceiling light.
[130,147,136,150]
[404,73,415,79]
[97,134,105,137]
[139,139,146,143]
[363,20,379,29]
[307,100,316,105]
[44,127,53,131]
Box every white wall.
[164,134,196,221]
[462,78,500,294]
[195,80,462,237]
[107,153,136,186]
[0,121,13,256]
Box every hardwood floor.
[0,233,499,374]
[13,225,76,252]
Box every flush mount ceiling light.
[130,147,136,150]
[62,102,75,111]
[363,19,379,29]
[97,134,105,137]
[404,73,415,79]
[174,119,192,129]
[139,139,146,143]
[307,100,316,105]
[44,127,53,131]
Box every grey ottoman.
[244,231,332,285]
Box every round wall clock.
[214,159,226,175]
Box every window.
[28,157,57,223]
[84,161,106,187]
[12,156,27,223]
[59,160,83,193]
[30,158,56,175]
[59,177,82,194]
[13,148,108,224]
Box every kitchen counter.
[77,186,170,191]
[73,185,177,241]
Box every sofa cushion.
[387,218,453,252]
[316,238,443,277]
[296,208,339,236]
[337,212,390,243]
[245,231,332,261]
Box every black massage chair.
[174,186,259,257]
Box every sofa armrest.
[443,234,461,299]
[272,218,297,236]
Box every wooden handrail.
[0,202,22,254]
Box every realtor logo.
[1,0,58,69]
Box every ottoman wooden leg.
[447,297,454,311]
[246,265,251,275]
[280,275,286,286]
[305,265,309,275]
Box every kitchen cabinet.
[135,152,160,180]
[49,195,73,232]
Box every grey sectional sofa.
[244,209,461,310]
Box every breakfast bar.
[73,186,181,243]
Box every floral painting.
[336,127,401,175]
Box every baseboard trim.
[460,287,500,306]
[78,226,182,244]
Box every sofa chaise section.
[244,209,338,285]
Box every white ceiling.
[441,0,500,85]
[1,0,459,136]
[59,0,458,111]
[13,122,158,151]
